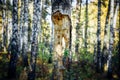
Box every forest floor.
[0,51,119,80]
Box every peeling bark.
[51,0,72,79]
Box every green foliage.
[0,54,9,79]
[79,48,94,63]
[16,65,23,77]
[38,42,51,63]
[63,49,69,57]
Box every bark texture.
[2,0,7,51]
[28,0,41,80]
[19,0,24,54]
[102,0,110,71]
[22,0,29,67]
[84,0,88,53]
[8,0,19,79]
[51,0,72,80]
[107,0,114,78]
[75,0,81,60]
[96,0,102,72]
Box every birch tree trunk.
[75,0,82,76]
[19,0,24,55]
[6,3,8,52]
[75,0,81,61]
[22,0,29,67]
[51,0,72,79]
[107,0,114,78]
[2,5,5,50]
[107,0,119,78]
[113,2,119,28]
[93,42,97,65]
[2,0,7,52]
[8,0,19,79]
[96,0,102,72]
[84,0,88,53]
[102,0,110,71]
[28,0,41,80]
[7,12,12,53]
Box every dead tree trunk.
[51,0,72,80]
